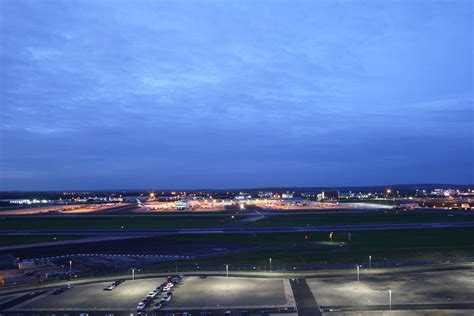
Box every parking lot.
[7,276,295,314]
[3,264,474,315]
[163,276,294,311]
[9,278,163,311]
[307,265,474,314]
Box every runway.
[1,221,474,236]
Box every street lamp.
[269,258,272,272]
[356,265,360,288]
[225,264,230,291]
[389,289,392,311]
[131,268,135,293]
[369,255,372,270]
[69,260,72,283]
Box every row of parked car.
[104,278,125,291]
[137,274,184,311]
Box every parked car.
[224,312,233,316]
[199,275,208,279]
[104,284,115,291]
[153,303,163,310]
[137,302,146,310]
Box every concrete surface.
[8,276,295,312]
[308,268,474,307]
[163,276,295,310]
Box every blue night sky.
[0,0,473,190]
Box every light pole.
[225,264,229,291]
[356,265,360,288]
[269,258,272,272]
[69,260,72,282]
[389,289,392,312]
[132,268,135,292]
[369,255,372,270]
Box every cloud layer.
[0,0,473,190]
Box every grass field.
[163,227,474,249]
[0,215,237,230]
[250,211,474,227]
[1,211,472,231]
[174,247,474,267]
[159,227,474,267]
[0,235,83,247]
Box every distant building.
[235,193,251,200]
[318,190,340,201]
[219,200,234,206]
[0,199,49,205]
[281,192,294,199]
[258,192,273,198]
[431,189,457,197]
[156,196,178,202]
[122,196,149,203]
[282,197,308,205]
[175,201,188,210]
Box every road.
[290,278,322,316]
[1,221,474,236]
